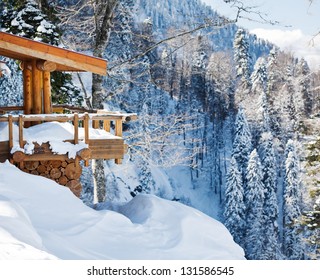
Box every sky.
[202,0,320,70]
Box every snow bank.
[0,161,245,260]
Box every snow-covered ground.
[0,161,244,260]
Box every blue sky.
[202,0,320,69]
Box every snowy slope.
[0,161,244,260]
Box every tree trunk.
[91,0,119,203]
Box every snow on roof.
[0,161,245,259]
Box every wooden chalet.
[0,31,136,196]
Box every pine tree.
[0,0,83,106]
[233,28,251,89]
[231,107,252,181]
[244,149,265,260]
[296,58,312,118]
[260,132,281,259]
[283,140,305,260]
[0,57,23,106]
[223,156,246,246]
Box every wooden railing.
[0,111,137,164]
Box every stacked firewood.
[20,159,82,197]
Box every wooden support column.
[23,65,32,114]
[32,59,42,115]
[43,71,52,114]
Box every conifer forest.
[0,0,319,259]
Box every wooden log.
[36,60,56,72]
[65,162,82,180]
[61,161,68,168]
[25,161,39,171]
[66,180,82,197]
[32,59,42,115]
[58,175,68,186]
[50,168,62,179]
[12,151,26,162]
[23,67,32,119]
[37,164,47,174]
[40,160,50,165]
[31,170,39,175]
[77,148,91,160]
[50,160,62,168]
[43,71,52,114]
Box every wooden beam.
[43,71,52,114]
[32,60,42,115]
[36,60,56,72]
[0,32,107,75]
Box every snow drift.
[0,161,244,260]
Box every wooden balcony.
[0,111,136,165]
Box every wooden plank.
[32,59,42,115]
[22,153,70,162]
[43,71,52,114]
[91,151,124,160]
[88,139,124,146]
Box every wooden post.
[103,120,111,132]
[32,59,42,115]
[18,115,24,148]
[8,115,13,149]
[74,113,79,144]
[115,119,123,164]
[115,119,123,137]
[84,113,89,144]
[93,120,100,129]
[43,71,52,114]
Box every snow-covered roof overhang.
[0,31,107,75]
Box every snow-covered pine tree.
[244,149,265,260]
[296,58,312,119]
[231,107,252,182]
[0,57,23,106]
[0,0,82,106]
[223,156,246,247]
[259,132,281,259]
[233,28,252,90]
[283,140,305,260]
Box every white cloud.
[251,28,320,70]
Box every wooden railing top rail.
[0,112,137,122]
